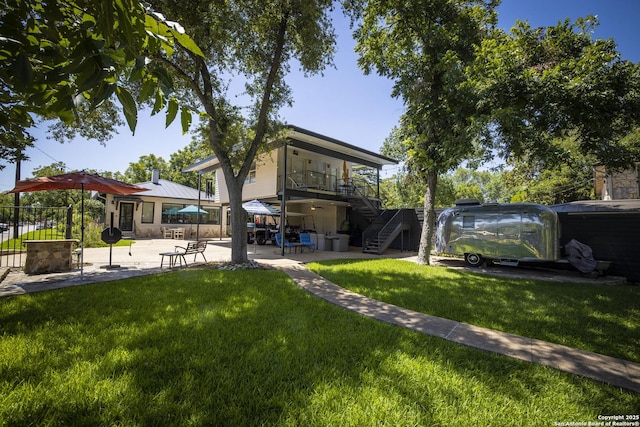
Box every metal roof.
[287,125,398,167]
[133,179,212,201]
[550,199,640,213]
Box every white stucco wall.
[244,152,278,200]
[213,149,352,203]
[103,195,223,239]
[213,152,279,204]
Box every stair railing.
[361,210,394,253]
[350,182,381,217]
[362,209,412,254]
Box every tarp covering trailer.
[434,200,560,267]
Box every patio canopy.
[242,199,280,215]
[178,205,207,214]
[162,207,180,215]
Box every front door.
[119,202,134,232]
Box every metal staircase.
[339,181,414,254]
[347,195,380,220]
[341,181,381,220]
[362,209,412,254]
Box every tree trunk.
[417,170,438,265]
[226,175,249,264]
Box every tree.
[150,0,336,263]
[380,126,433,209]
[447,168,507,203]
[19,162,71,208]
[379,125,505,209]
[379,174,424,209]
[349,0,498,264]
[122,154,169,183]
[0,0,203,168]
[166,126,215,188]
[0,191,15,207]
[350,3,640,265]
[472,17,640,171]
[381,167,508,209]
[503,136,596,204]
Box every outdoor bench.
[160,240,208,268]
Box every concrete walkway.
[282,264,640,394]
[0,238,638,393]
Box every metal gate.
[0,205,73,268]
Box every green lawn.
[1,229,134,250]
[0,229,67,250]
[307,259,640,363]
[0,267,638,426]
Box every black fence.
[0,205,73,268]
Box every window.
[201,207,220,224]
[245,160,257,184]
[141,202,154,224]
[161,203,182,224]
[161,203,221,225]
[462,216,475,229]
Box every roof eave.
[183,125,399,173]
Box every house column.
[636,163,640,199]
[280,143,287,256]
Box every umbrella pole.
[81,183,84,280]
[197,173,201,242]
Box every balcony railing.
[278,172,380,199]
[279,171,337,193]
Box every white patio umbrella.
[242,200,280,254]
[242,199,280,215]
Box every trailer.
[434,199,560,267]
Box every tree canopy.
[472,17,640,170]
[0,0,203,167]
[348,0,499,264]
[149,0,336,263]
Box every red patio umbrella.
[7,171,147,278]
[8,171,147,194]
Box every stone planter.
[23,239,79,275]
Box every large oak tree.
[149,0,336,263]
[347,0,498,264]
[349,0,640,264]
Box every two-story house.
[183,126,415,252]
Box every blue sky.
[2,0,639,192]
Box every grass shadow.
[0,268,638,425]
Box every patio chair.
[275,233,299,253]
[299,232,315,252]
[162,227,173,239]
[173,228,185,239]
